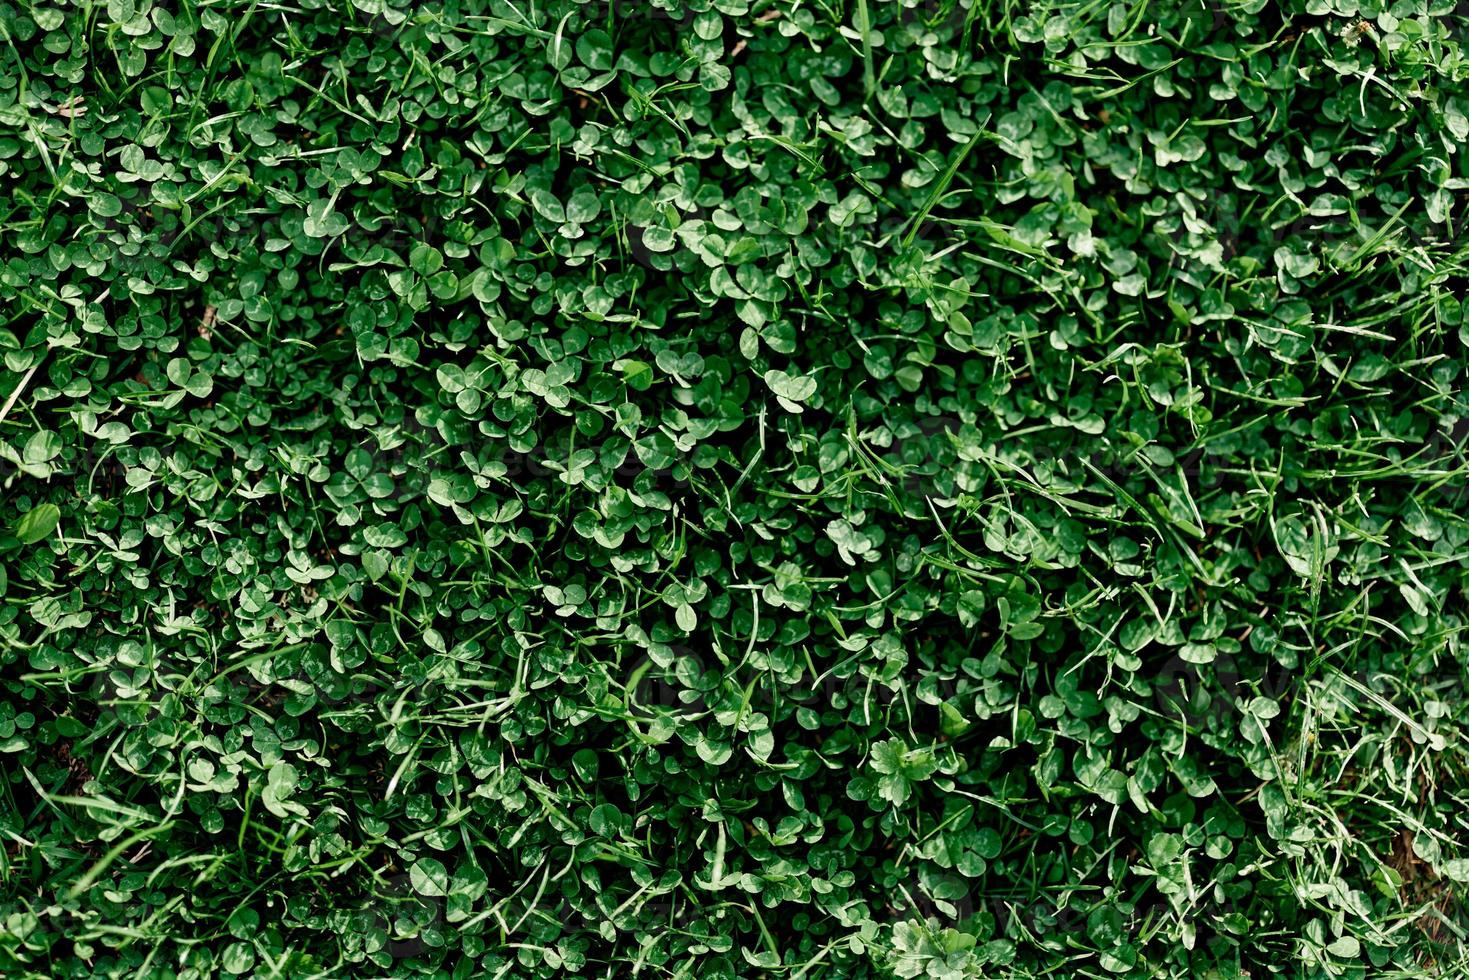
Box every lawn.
[2,1,1469,977]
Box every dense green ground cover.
[2,0,1469,976]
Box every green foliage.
[2,0,1469,977]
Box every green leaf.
[15,504,60,545]
[531,189,565,223]
[410,244,444,276]
[410,857,449,897]
[763,369,818,403]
